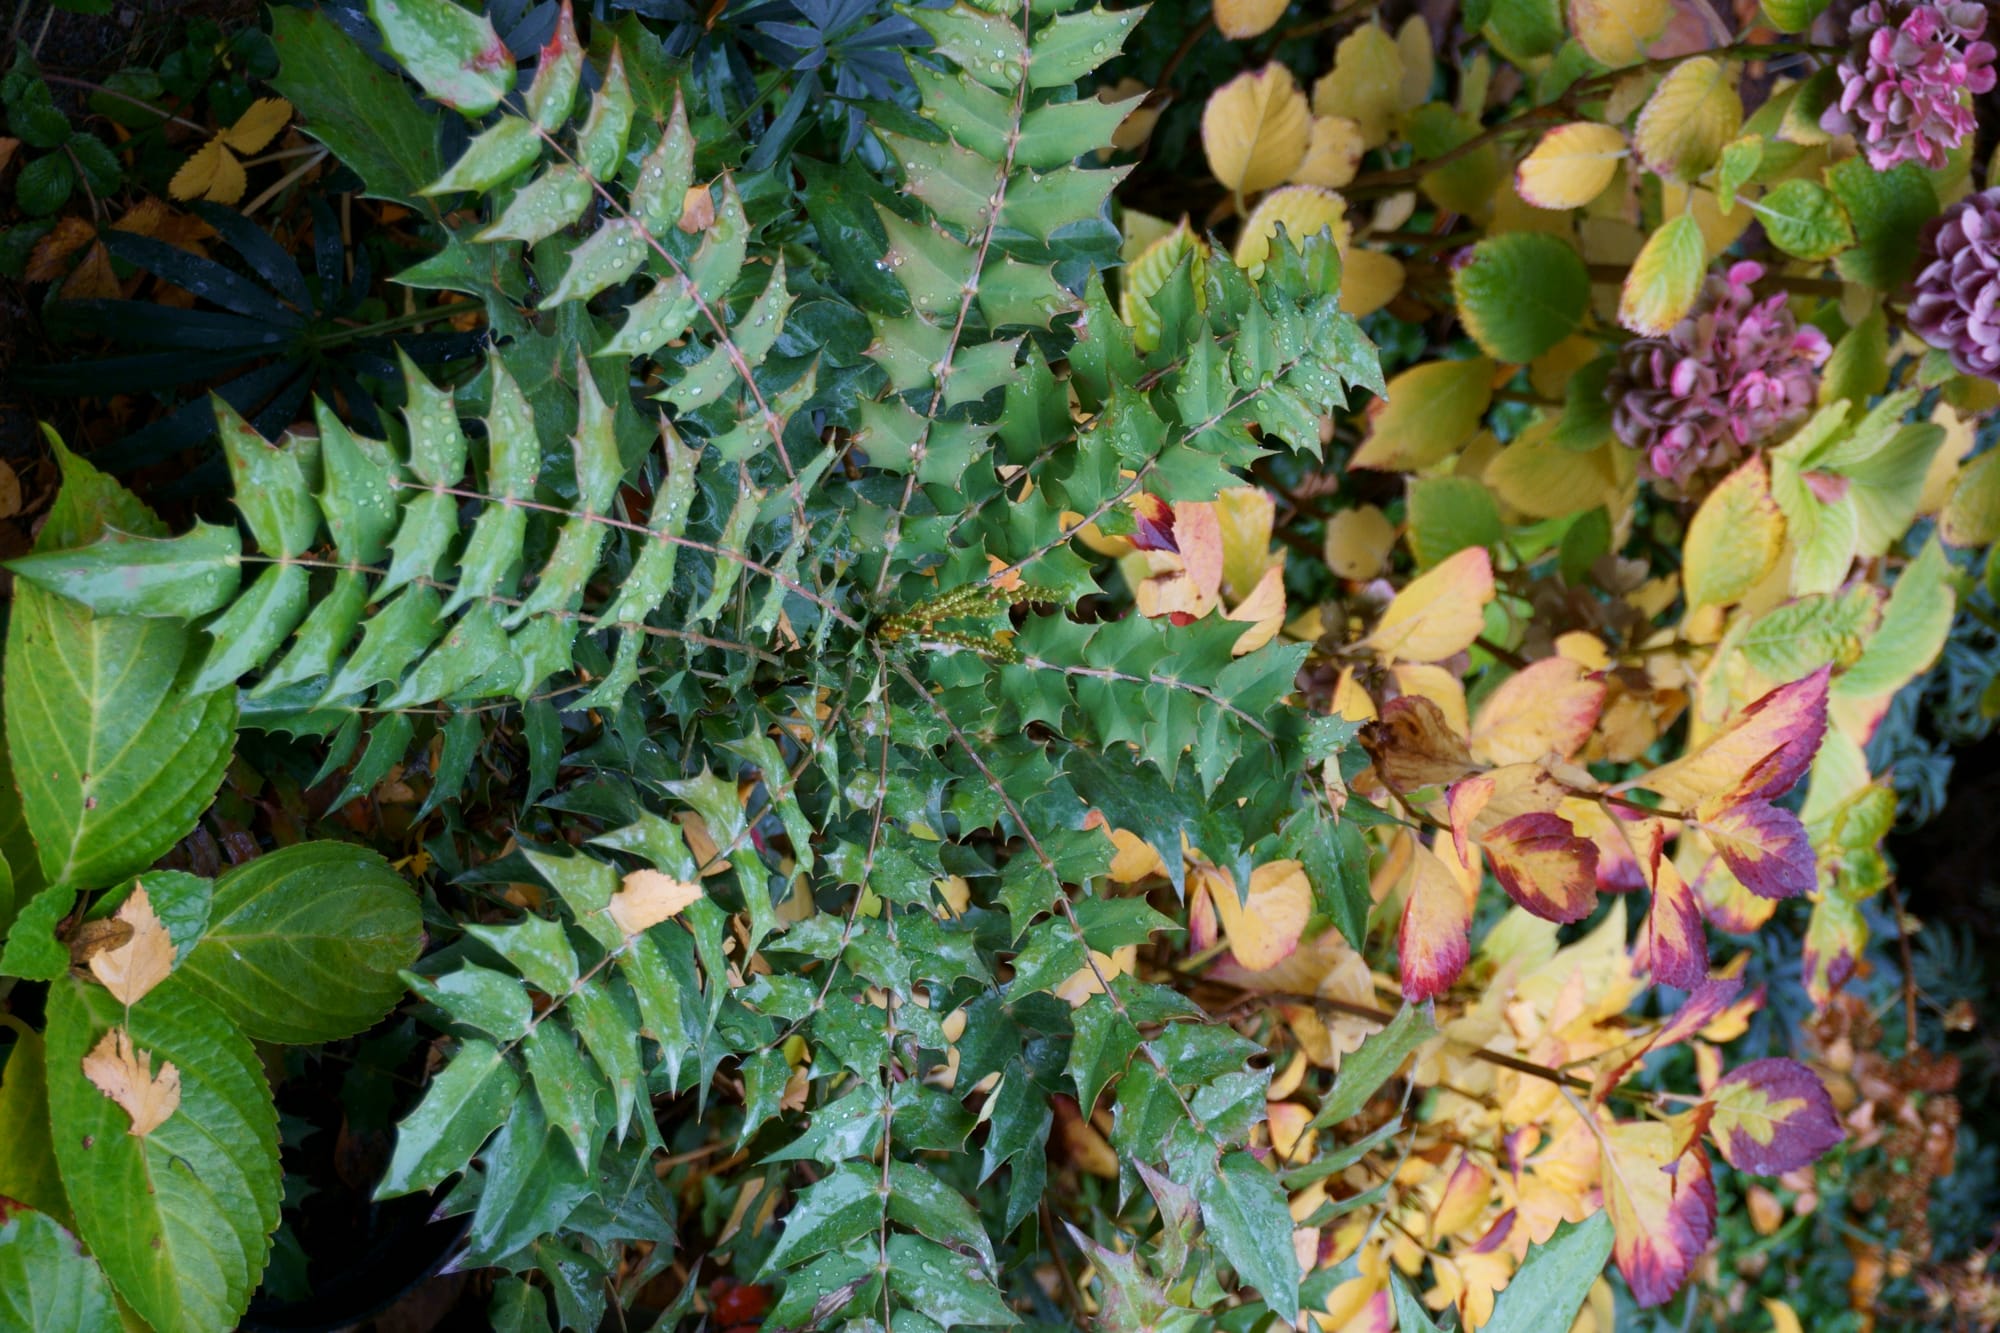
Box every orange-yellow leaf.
[1226,563,1287,655]
[1293,116,1365,189]
[1516,122,1628,210]
[1349,357,1494,471]
[1619,214,1706,335]
[1638,667,1829,810]
[608,868,703,936]
[1203,860,1312,971]
[1214,0,1287,39]
[1469,657,1607,766]
[218,96,293,155]
[1202,65,1312,196]
[87,885,176,1006]
[1361,546,1495,663]
[1340,247,1405,317]
[1324,504,1397,578]
[81,1026,181,1138]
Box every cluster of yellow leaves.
[170,97,293,206]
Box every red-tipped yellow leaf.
[1599,1120,1717,1309]
[1637,667,1829,810]
[1483,812,1600,924]
[1398,845,1471,1001]
[1699,799,1815,900]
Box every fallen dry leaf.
[608,868,703,936]
[82,1026,181,1137]
[24,216,97,284]
[87,885,175,1005]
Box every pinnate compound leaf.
[1619,214,1705,335]
[1704,1057,1842,1173]
[1481,1213,1614,1333]
[0,1208,120,1333]
[1599,1120,1716,1309]
[1311,1000,1437,1128]
[1516,122,1626,209]
[177,842,422,1044]
[46,977,279,1333]
[367,0,513,116]
[79,1026,180,1137]
[1198,1151,1301,1321]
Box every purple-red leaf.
[1637,667,1829,809]
[1706,1058,1843,1174]
[1601,1121,1717,1309]
[1483,812,1600,924]
[1700,799,1815,900]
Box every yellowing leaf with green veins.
[1233,184,1349,273]
[1311,24,1405,147]
[1362,546,1495,663]
[608,869,702,936]
[1214,0,1286,39]
[1619,214,1706,335]
[81,1026,181,1138]
[1569,0,1674,67]
[86,885,175,1006]
[1202,65,1311,196]
[1516,122,1628,210]
[1683,456,1785,609]
[1350,357,1494,471]
[1634,57,1741,181]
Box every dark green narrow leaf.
[1197,1152,1301,1323]
[1309,1002,1438,1129]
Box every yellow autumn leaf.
[1202,65,1312,197]
[218,96,293,155]
[1484,421,1629,520]
[170,139,249,206]
[82,1026,181,1138]
[1763,1299,1804,1333]
[1683,456,1785,609]
[1395,16,1434,111]
[1516,122,1628,210]
[1233,183,1349,273]
[1568,0,1673,68]
[1226,563,1287,655]
[1659,180,1752,258]
[1341,247,1405,317]
[1324,504,1397,579]
[1634,57,1742,181]
[607,868,703,936]
[1199,859,1312,971]
[1619,214,1706,335]
[1214,485,1276,603]
[1350,357,1494,471]
[1311,24,1404,148]
[1214,0,1286,39]
[1119,220,1208,351]
[87,884,176,1006]
[1292,116,1365,189]
[1362,545,1495,663]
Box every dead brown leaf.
[88,885,176,1005]
[607,868,703,937]
[81,1026,181,1137]
[24,216,98,284]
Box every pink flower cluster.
[1609,262,1831,495]
[1821,1,1996,172]
[1911,187,2000,380]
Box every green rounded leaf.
[45,977,280,1333]
[0,1208,120,1332]
[1451,232,1590,363]
[1750,179,1854,262]
[178,842,424,1044]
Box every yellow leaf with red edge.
[1483,812,1600,924]
[87,885,176,1006]
[1637,666,1829,809]
[1203,65,1311,196]
[1398,844,1471,1000]
[1470,657,1607,765]
[608,868,703,936]
[1704,1057,1841,1173]
[1214,0,1286,39]
[1350,357,1494,471]
[1683,455,1785,609]
[1619,213,1706,335]
[1598,1119,1716,1309]
[1233,183,1349,272]
[1201,860,1311,971]
[1361,545,1495,663]
[81,1026,181,1138]
[1569,0,1674,67]
[1633,57,1741,180]
[1429,1152,1490,1240]
[1517,122,1628,210]
[1631,818,1710,991]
